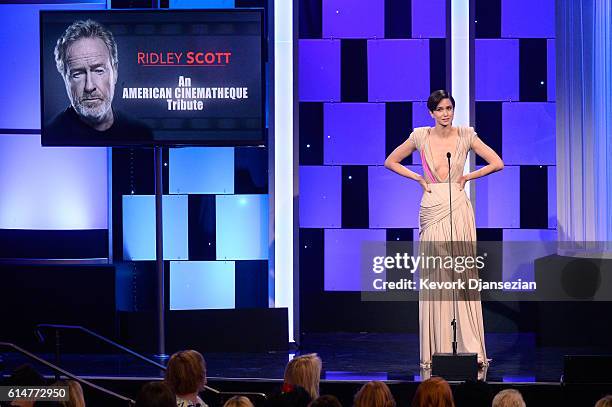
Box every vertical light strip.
[106,0,112,263]
[451,0,472,197]
[274,0,295,342]
[107,148,113,263]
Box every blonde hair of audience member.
[53,380,85,407]
[492,389,526,407]
[411,377,455,407]
[353,381,395,407]
[595,396,612,407]
[223,396,255,407]
[165,350,207,401]
[65,380,86,407]
[284,353,322,399]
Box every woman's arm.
[459,137,504,190]
[384,138,431,193]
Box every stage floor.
[3,333,612,384]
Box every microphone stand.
[447,152,458,356]
[430,151,477,381]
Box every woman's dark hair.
[136,381,176,407]
[308,395,343,407]
[427,90,456,112]
[6,364,46,386]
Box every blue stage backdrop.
[298,0,557,301]
[0,0,557,323]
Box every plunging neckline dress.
[408,126,487,367]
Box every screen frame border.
[39,8,267,147]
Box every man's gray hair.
[54,19,118,76]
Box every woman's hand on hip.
[458,175,468,191]
[418,177,432,193]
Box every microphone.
[446,150,457,355]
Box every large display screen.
[40,9,264,146]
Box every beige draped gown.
[407,126,487,367]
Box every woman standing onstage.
[384,90,504,368]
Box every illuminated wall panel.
[299,40,341,102]
[475,165,520,228]
[324,103,385,165]
[169,0,234,8]
[300,165,342,228]
[169,147,234,194]
[368,39,430,101]
[216,194,268,260]
[0,134,107,230]
[412,102,433,129]
[475,39,519,101]
[412,0,446,38]
[322,0,384,39]
[502,102,555,165]
[368,165,422,228]
[170,260,235,310]
[501,0,554,38]
[324,228,386,291]
[122,195,188,261]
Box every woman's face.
[430,98,454,127]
